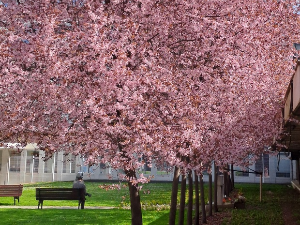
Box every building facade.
[0,144,294,185]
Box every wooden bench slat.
[0,193,22,195]
[36,188,85,209]
[0,185,23,205]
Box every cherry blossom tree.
[1,1,300,224]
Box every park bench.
[36,188,85,209]
[0,184,23,205]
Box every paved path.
[0,206,115,209]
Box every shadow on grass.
[147,211,169,225]
[0,208,132,225]
[0,201,17,206]
[0,208,171,225]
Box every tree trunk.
[200,174,207,224]
[208,172,213,217]
[169,166,180,225]
[224,168,228,197]
[214,163,218,212]
[126,169,143,225]
[187,171,193,225]
[194,173,200,225]
[178,173,186,225]
[231,164,235,189]
[227,164,232,193]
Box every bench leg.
[38,200,43,209]
[14,197,19,205]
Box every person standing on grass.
[73,172,91,197]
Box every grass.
[19,181,174,208]
[226,183,300,225]
[1,181,173,225]
[0,208,170,225]
[0,181,298,224]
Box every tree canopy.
[0,0,299,176]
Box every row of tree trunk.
[169,164,234,225]
[126,164,234,225]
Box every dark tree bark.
[169,166,180,225]
[227,164,232,193]
[231,164,235,189]
[178,173,186,225]
[214,163,218,213]
[224,168,228,197]
[126,169,143,225]
[120,143,143,225]
[194,173,200,225]
[208,172,213,217]
[295,159,298,181]
[187,171,193,225]
[200,174,207,224]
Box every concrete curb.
[0,206,115,209]
[291,180,300,193]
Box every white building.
[0,144,294,184]
[232,152,295,184]
[0,144,78,184]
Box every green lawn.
[226,183,300,225]
[16,181,175,208]
[0,208,170,225]
[0,181,298,224]
[1,181,173,225]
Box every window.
[26,155,32,173]
[26,151,39,173]
[54,153,58,173]
[255,154,269,177]
[9,150,21,172]
[234,166,249,177]
[276,153,290,178]
[33,157,39,173]
[63,154,76,173]
[100,162,107,174]
[44,157,53,173]
[63,154,67,173]
[80,157,88,173]
[70,154,76,173]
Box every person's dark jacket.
[73,180,86,195]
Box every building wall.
[0,144,81,184]
[0,145,294,184]
[232,153,292,184]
